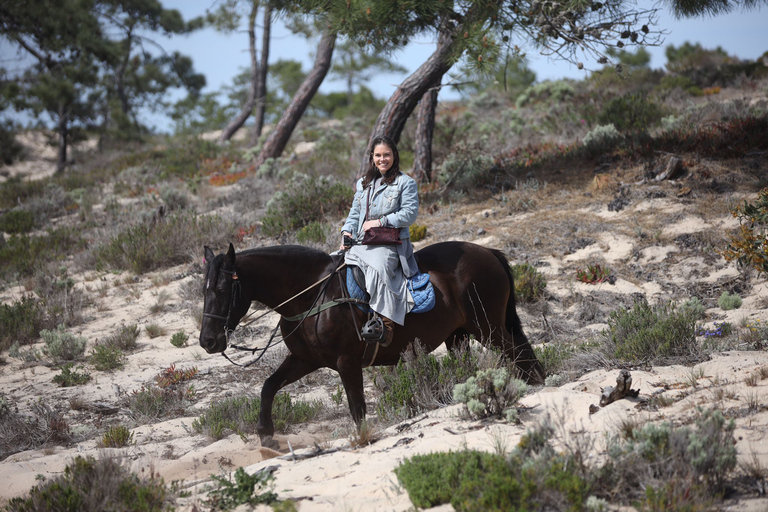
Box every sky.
[2,0,767,132]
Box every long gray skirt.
[344,244,414,325]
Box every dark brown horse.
[200,241,544,447]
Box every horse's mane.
[238,245,334,264]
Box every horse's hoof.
[260,435,280,450]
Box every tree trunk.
[219,2,260,143]
[412,84,439,183]
[251,3,271,146]
[253,30,336,169]
[357,26,455,178]
[56,101,68,173]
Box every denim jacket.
[341,172,419,242]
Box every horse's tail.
[490,249,545,384]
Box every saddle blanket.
[346,267,435,314]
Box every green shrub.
[103,324,141,351]
[260,173,352,237]
[4,455,171,512]
[145,323,166,338]
[516,80,575,108]
[89,343,125,371]
[437,152,494,192]
[396,445,589,511]
[52,364,91,387]
[582,124,622,154]
[453,368,528,422]
[598,92,664,132]
[511,263,546,303]
[127,383,195,421]
[8,341,41,362]
[295,221,329,245]
[0,227,85,281]
[93,212,234,274]
[206,467,277,510]
[40,325,87,362]
[99,425,134,448]
[0,209,35,234]
[717,291,742,310]
[170,331,188,348]
[0,295,44,351]
[680,297,707,320]
[602,299,699,363]
[374,341,487,422]
[192,393,323,441]
[409,224,427,242]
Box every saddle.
[345,266,435,314]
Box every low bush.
[145,323,166,338]
[598,92,664,132]
[680,296,707,320]
[0,209,35,234]
[396,423,589,511]
[40,325,87,362]
[718,291,742,310]
[723,187,768,276]
[260,173,352,237]
[52,364,91,387]
[0,227,85,282]
[127,365,198,421]
[576,263,612,284]
[602,298,699,363]
[99,425,135,448]
[102,324,141,351]
[170,331,188,348]
[295,221,330,245]
[409,224,428,242]
[0,400,71,459]
[0,295,44,352]
[93,212,234,274]
[192,393,323,441]
[374,341,494,422]
[511,263,546,303]
[89,344,125,371]
[4,455,173,512]
[582,124,622,154]
[453,368,528,422]
[396,408,737,511]
[206,467,277,510]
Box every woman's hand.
[362,219,382,231]
[340,231,353,251]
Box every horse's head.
[199,243,250,354]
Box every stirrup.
[361,315,384,343]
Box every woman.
[340,135,419,346]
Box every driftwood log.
[591,369,640,413]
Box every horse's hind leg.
[257,354,318,449]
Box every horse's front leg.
[337,357,366,427]
[257,354,318,449]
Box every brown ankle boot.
[380,316,395,347]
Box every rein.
[214,260,366,367]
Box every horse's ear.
[226,243,236,263]
[204,246,215,265]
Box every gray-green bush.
[40,325,87,362]
[602,298,699,363]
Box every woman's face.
[372,143,394,173]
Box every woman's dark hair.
[362,135,400,189]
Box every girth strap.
[282,297,369,322]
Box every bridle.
[203,260,366,367]
[202,267,241,334]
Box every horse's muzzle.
[199,333,225,354]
